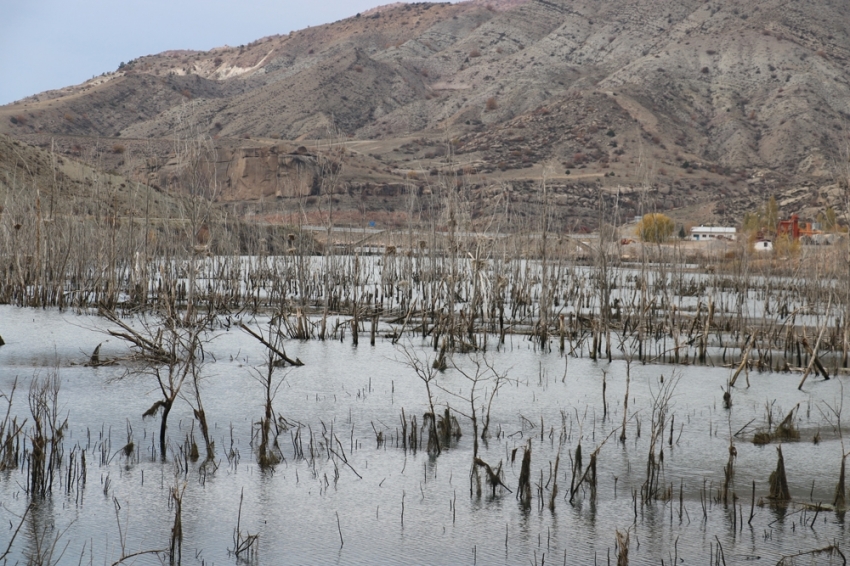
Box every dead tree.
[253,322,290,468]
[819,390,849,510]
[184,360,214,464]
[397,342,442,456]
[143,342,195,460]
[113,316,206,460]
[443,354,509,496]
[642,374,678,503]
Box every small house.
[753,239,773,252]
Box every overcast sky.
[0,0,435,106]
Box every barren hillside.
[0,133,185,220]
[3,0,850,229]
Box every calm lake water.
[0,305,847,564]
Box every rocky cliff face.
[4,0,850,228]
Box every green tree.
[637,213,675,243]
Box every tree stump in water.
[769,446,791,503]
[517,441,532,505]
[835,455,846,511]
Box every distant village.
[628,200,845,256]
[688,214,843,252]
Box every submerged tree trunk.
[517,440,532,505]
[835,454,847,510]
[159,400,173,460]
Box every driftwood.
[474,457,512,495]
[798,299,832,390]
[776,544,846,565]
[237,323,303,367]
[103,311,173,363]
[799,337,830,388]
[84,342,116,367]
[571,427,621,503]
[729,334,753,387]
[571,451,598,502]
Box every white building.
[754,240,773,252]
[690,226,737,241]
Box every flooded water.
[1,305,848,565]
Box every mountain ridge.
[3,0,850,230]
